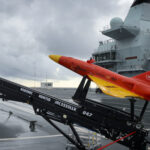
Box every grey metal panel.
[141,4,150,21]
[124,6,141,26]
[102,26,139,40]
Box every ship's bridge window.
[111,52,116,60]
[93,51,116,62]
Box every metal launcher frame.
[0,77,149,150]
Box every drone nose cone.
[49,55,61,63]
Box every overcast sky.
[0,0,133,87]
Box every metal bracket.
[42,115,86,150]
[72,76,91,104]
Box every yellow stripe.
[88,75,143,99]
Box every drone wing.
[88,74,142,99]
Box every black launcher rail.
[0,77,149,150]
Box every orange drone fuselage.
[49,55,150,101]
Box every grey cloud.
[0,0,133,81]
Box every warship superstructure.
[92,0,150,77]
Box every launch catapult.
[0,76,149,150]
